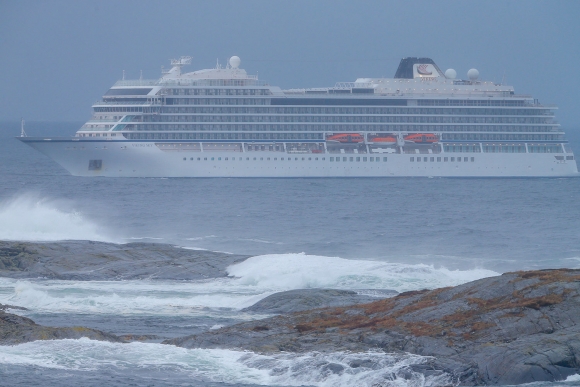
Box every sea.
[0,121,579,387]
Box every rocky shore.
[2,241,579,385]
[166,269,580,386]
[0,304,121,345]
[0,240,248,280]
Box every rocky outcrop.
[0,240,248,280]
[242,288,398,314]
[165,269,580,386]
[0,310,122,345]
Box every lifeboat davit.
[326,133,364,143]
[371,136,397,145]
[404,133,438,143]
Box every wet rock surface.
[0,309,122,345]
[0,240,248,280]
[242,288,398,314]
[166,269,580,386]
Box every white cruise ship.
[19,56,578,177]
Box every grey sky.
[1,0,579,128]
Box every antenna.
[20,118,27,137]
[501,70,506,85]
[122,70,125,80]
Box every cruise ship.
[19,56,578,177]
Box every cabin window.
[423,157,427,162]
[349,157,354,162]
[356,157,360,162]
[471,157,475,162]
[183,157,186,161]
[430,157,434,162]
[444,157,448,162]
[410,157,414,162]
[450,157,455,162]
[383,157,387,162]
[363,157,367,162]
[343,157,347,161]
[464,157,469,162]
[437,157,441,162]
[417,157,421,162]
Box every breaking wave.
[227,253,499,293]
[0,339,452,387]
[0,195,115,242]
[0,253,498,315]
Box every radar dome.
[444,69,457,79]
[467,68,479,80]
[229,56,241,69]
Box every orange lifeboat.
[371,136,397,145]
[404,133,438,143]
[326,133,364,143]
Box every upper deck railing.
[113,77,267,88]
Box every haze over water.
[0,122,579,386]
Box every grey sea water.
[1,121,580,387]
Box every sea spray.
[0,195,114,242]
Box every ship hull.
[19,138,579,178]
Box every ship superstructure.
[19,56,577,177]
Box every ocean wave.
[0,254,499,315]
[0,277,266,315]
[0,338,452,386]
[0,195,115,242]
[227,253,499,293]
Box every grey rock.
[0,310,122,345]
[0,240,248,280]
[242,288,397,314]
[165,269,580,386]
[0,303,29,312]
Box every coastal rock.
[0,310,121,345]
[0,240,248,280]
[165,269,580,386]
[242,288,398,314]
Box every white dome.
[467,68,479,80]
[444,69,457,79]
[229,56,241,69]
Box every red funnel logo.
[417,64,433,76]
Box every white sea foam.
[0,195,115,242]
[0,339,452,386]
[0,277,265,315]
[227,253,499,293]
[0,253,499,315]
[564,374,580,382]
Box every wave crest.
[0,195,114,242]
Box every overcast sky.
[1,0,579,128]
